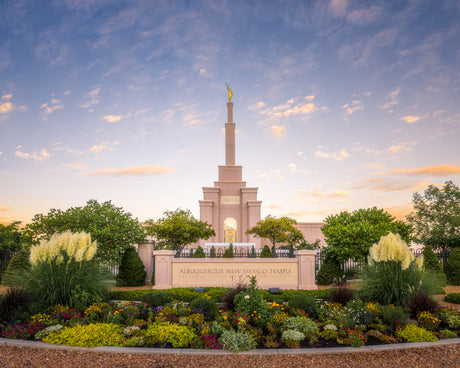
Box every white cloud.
[401,115,420,123]
[15,146,51,161]
[41,99,63,117]
[76,164,177,177]
[299,189,351,199]
[328,0,348,17]
[315,148,350,161]
[0,102,13,114]
[387,142,414,153]
[342,100,363,115]
[89,142,116,154]
[82,87,101,109]
[63,162,88,170]
[381,88,401,111]
[288,163,297,173]
[103,115,122,123]
[2,94,12,100]
[270,125,286,137]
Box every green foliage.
[25,231,108,309]
[222,282,248,311]
[282,316,319,343]
[0,287,34,324]
[219,329,257,353]
[380,305,409,330]
[222,244,234,258]
[0,221,23,252]
[210,246,216,258]
[260,245,274,258]
[422,245,442,273]
[322,207,412,262]
[233,277,269,327]
[189,296,218,321]
[193,246,206,258]
[23,199,146,267]
[281,329,304,343]
[444,293,460,304]
[316,252,344,285]
[444,314,460,330]
[445,248,460,285]
[439,329,457,338]
[249,245,257,258]
[396,323,438,342]
[144,208,215,255]
[43,323,123,347]
[2,249,31,287]
[141,291,173,307]
[116,247,146,287]
[407,181,460,251]
[246,215,304,248]
[288,293,316,313]
[144,322,197,347]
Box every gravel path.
[1,344,460,368]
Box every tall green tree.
[321,207,412,262]
[407,181,460,251]
[0,221,23,252]
[246,215,304,249]
[144,208,215,255]
[23,199,146,266]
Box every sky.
[0,0,460,226]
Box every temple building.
[198,95,262,249]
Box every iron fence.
[177,248,293,258]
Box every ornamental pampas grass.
[369,233,414,270]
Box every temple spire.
[225,98,235,166]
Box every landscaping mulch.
[0,344,459,367]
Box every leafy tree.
[407,181,460,251]
[246,215,304,249]
[144,208,215,255]
[0,222,23,252]
[322,207,412,262]
[23,200,146,267]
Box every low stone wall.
[151,249,316,290]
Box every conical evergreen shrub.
[260,245,274,258]
[193,246,206,258]
[210,246,216,258]
[423,245,442,273]
[317,252,343,285]
[222,244,234,258]
[444,248,460,285]
[2,250,31,287]
[116,247,146,287]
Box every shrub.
[422,245,442,273]
[222,281,247,311]
[444,248,460,285]
[417,311,441,331]
[26,231,108,309]
[0,287,35,324]
[249,245,257,258]
[444,293,460,304]
[439,329,457,338]
[288,293,316,316]
[444,314,460,330]
[43,323,124,347]
[219,329,257,353]
[2,249,31,287]
[281,329,305,344]
[282,316,319,343]
[407,290,439,318]
[233,276,269,327]
[380,305,409,330]
[141,291,173,307]
[316,252,343,285]
[209,246,216,258]
[359,233,434,306]
[0,321,45,340]
[395,323,438,342]
[145,322,197,347]
[329,287,355,306]
[116,247,146,287]
[193,246,206,258]
[259,245,274,258]
[189,296,218,321]
[222,244,234,258]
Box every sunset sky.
[1,0,459,225]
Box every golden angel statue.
[226,83,233,102]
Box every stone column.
[295,249,317,290]
[225,102,235,166]
[152,250,175,289]
[137,241,154,282]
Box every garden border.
[1,337,459,355]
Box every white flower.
[244,295,250,300]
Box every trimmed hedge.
[444,293,460,305]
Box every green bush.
[395,323,438,342]
[189,296,218,321]
[141,291,173,307]
[222,244,234,258]
[282,316,319,343]
[218,329,257,353]
[0,287,34,324]
[444,248,460,285]
[25,231,108,309]
[288,293,316,313]
[144,322,196,347]
[444,293,460,304]
[233,277,269,328]
[210,246,216,258]
[2,249,31,287]
[423,245,442,273]
[193,246,206,258]
[380,305,409,330]
[43,323,123,347]
[439,329,457,338]
[316,252,343,285]
[260,245,274,258]
[116,247,146,287]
